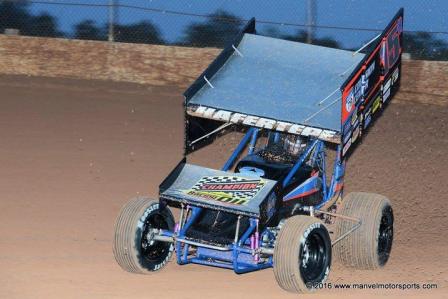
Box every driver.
[283,135,306,156]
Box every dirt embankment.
[397,60,448,106]
[0,34,219,87]
[0,34,447,105]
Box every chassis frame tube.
[282,138,319,188]
[222,127,256,171]
[314,209,362,246]
[159,215,274,273]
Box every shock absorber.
[250,219,260,262]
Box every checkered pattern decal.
[184,176,266,205]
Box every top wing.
[186,34,364,135]
[183,9,404,157]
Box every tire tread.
[274,216,330,293]
[113,197,166,274]
[334,192,391,269]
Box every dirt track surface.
[0,75,447,299]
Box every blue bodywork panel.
[283,175,322,202]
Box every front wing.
[159,162,277,217]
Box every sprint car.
[113,9,403,293]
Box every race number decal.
[184,176,266,205]
[382,17,403,72]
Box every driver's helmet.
[283,134,306,156]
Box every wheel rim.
[141,212,171,264]
[378,205,393,265]
[299,230,328,282]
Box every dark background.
[1,0,447,60]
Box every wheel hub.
[145,229,157,246]
[302,242,311,268]
[299,230,328,283]
[141,213,170,263]
[378,206,393,265]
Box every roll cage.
[218,127,344,203]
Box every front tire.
[334,192,393,269]
[274,216,332,293]
[113,197,175,274]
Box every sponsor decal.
[352,78,364,105]
[392,67,400,83]
[137,203,159,230]
[362,61,376,96]
[345,90,355,113]
[342,118,352,146]
[384,78,392,93]
[342,58,377,124]
[351,124,360,143]
[365,61,376,80]
[342,138,352,156]
[184,176,266,205]
[382,66,399,104]
[383,88,391,102]
[301,126,322,137]
[372,95,382,114]
[364,108,372,129]
[351,118,359,130]
[187,106,339,143]
[343,131,352,145]
[351,112,358,125]
[343,119,351,134]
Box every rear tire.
[334,192,393,269]
[274,216,331,293]
[113,197,175,274]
